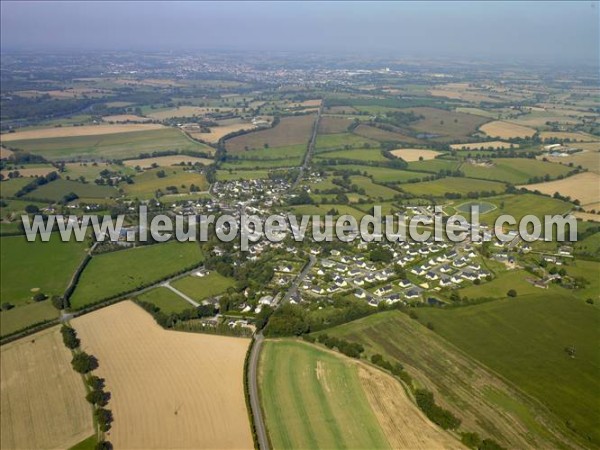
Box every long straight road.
[246,253,316,450]
[291,104,322,190]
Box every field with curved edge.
[1,326,94,450]
[72,301,252,449]
[328,310,583,449]
[259,339,463,450]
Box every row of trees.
[61,325,113,449]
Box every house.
[384,293,402,304]
[258,295,274,306]
[335,263,347,273]
[425,271,438,281]
[327,285,340,293]
[558,246,572,256]
[348,268,362,277]
[411,266,426,276]
[354,277,365,286]
[451,275,464,284]
[439,264,452,274]
[355,290,366,299]
[439,277,453,287]
[278,265,293,273]
[399,279,411,288]
[330,249,341,256]
[375,272,389,281]
[365,274,376,284]
[322,259,335,268]
[405,289,421,299]
[375,285,393,296]
[333,276,347,287]
[461,271,477,281]
[311,286,325,295]
[316,268,325,276]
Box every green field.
[323,165,428,183]
[0,233,89,306]
[350,176,400,199]
[216,169,272,181]
[170,271,235,302]
[400,177,506,197]
[122,167,208,199]
[28,179,117,201]
[462,158,573,184]
[315,148,388,162]
[220,158,301,169]
[0,178,33,198]
[69,241,202,309]
[406,158,461,173]
[289,204,367,218]
[454,200,496,214]
[0,299,58,337]
[463,193,573,225]
[136,286,194,313]
[6,128,210,161]
[328,310,580,448]
[457,270,549,299]
[315,133,379,151]
[235,144,306,161]
[259,340,390,449]
[416,292,600,446]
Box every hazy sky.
[1,1,598,63]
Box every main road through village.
[247,109,321,450]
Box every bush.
[95,441,113,450]
[1,302,14,311]
[94,408,113,432]
[415,389,461,430]
[32,292,47,302]
[507,289,517,298]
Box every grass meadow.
[5,128,210,161]
[171,272,236,302]
[259,340,389,449]
[69,241,203,309]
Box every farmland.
[226,114,315,153]
[0,123,165,141]
[416,291,600,447]
[406,107,489,141]
[188,122,257,143]
[462,158,573,184]
[3,128,210,161]
[328,311,579,448]
[170,271,236,302]
[318,116,354,134]
[0,233,89,306]
[479,121,536,139]
[28,179,117,201]
[0,326,94,450]
[216,168,272,181]
[122,155,213,168]
[121,167,208,199]
[315,132,379,151]
[450,141,518,151]
[542,149,600,174]
[315,147,388,162]
[400,177,506,197]
[354,124,419,143]
[69,241,203,309]
[0,300,58,338]
[520,172,600,209]
[72,301,252,449]
[323,165,427,183]
[391,148,442,162]
[259,340,463,449]
[136,287,196,313]
[539,131,599,142]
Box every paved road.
[248,333,270,450]
[246,253,317,449]
[162,282,200,307]
[291,105,322,190]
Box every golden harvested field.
[0,124,165,141]
[188,123,257,143]
[102,114,151,123]
[0,146,14,159]
[542,149,600,174]
[574,211,600,222]
[391,148,442,162]
[519,172,600,209]
[226,114,315,153]
[428,83,525,104]
[357,364,464,449]
[0,167,56,178]
[123,155,213,168]
[72,301,253,449]
[147,106,232,120]
[539,131,599,142]
[0,326,94,450]
[451,141,518,150]
[480,121,536,139]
